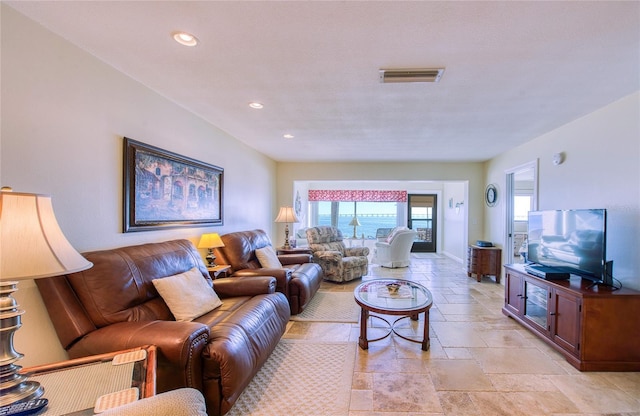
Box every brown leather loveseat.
[214,229,323,314]
[36,239,290,416]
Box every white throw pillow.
[255,246,283,268]
[152,267,222,321]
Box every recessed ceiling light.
[172,31,198,47]
[283,134,294,139]
[249,102,264,109]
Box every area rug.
[226,340,356,416]
[290,291,360,323]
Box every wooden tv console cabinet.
[502,264,640,371]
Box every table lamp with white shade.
[274,206,299,249]
[0,188,93,406]
[349,216,361,239]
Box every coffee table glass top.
[354,279,432,312]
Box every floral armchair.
[306,226,369,282]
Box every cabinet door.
[504,271,523,315]
[523,278,550,336]
[550,289,581,356]
[483,249,501,276]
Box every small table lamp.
[349,216,361,239]
[198,233,225,266]
[274,206,299,249]
[0,188,93,406]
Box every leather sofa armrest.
[68,321,210,390]
[213,275,276,297]
[232,268,291,295]
[279,253,312,265]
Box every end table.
[466,245,502,283]
[276,247,312,255]
[24,345,156,415]
[207,264,231,279]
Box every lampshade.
[274,206,299,223]
[349,217,361,227]
[0,188,93,406]
[198,233,225,249]
[0,189,93,280]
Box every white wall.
[485,92,640,290]
[1,6,277,366]
[442,182,467,261]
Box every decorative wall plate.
[295,191,302,217]
[485,184,498,207]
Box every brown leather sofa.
[213,229,323,314]
[35,239,290,416]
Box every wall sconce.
[455,201,464,214]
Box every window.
[313,201,400,239]
[410,206,432,220]
[514,195,532,221]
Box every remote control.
[0,399,48,416]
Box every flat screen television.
[527,209,610,284]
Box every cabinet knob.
[549,312,556,316]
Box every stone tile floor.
[283,253,640,415]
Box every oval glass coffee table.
[354,279,433,351]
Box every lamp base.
[0,282,45,406]
[205,249,217,267]
[283,224,291,249]
[0,378,44,407]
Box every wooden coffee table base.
[358,308,430,351]
[354,279,433,352]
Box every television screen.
[527,209,607,280]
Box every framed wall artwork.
[123,137,223,232]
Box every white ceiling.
[6,1,639,163]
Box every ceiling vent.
[379,68,445,83]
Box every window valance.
[308,190,407,202]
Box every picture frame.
[123,137,223,232]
